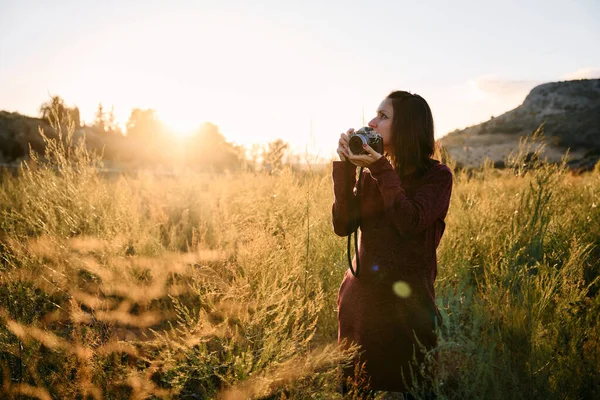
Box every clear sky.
[1,0,599,158]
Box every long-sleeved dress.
[332,156,453,393]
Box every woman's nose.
[368,118,377,128]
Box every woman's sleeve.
[331,161,359,237]
[367,157,453,237]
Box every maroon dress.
[332,156,453,392]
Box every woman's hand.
[347,143,383,167]
[336,129,353,161]
[337,128,383,166]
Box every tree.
[126,108,165,141]
[105,105,122,135]
[186,122,242,172]
[70,107,81,129]
[94,102,105,133]
[248,144,263,171]
[93,103,121,135]
[124,108,172,165]
[39,96,81,128]
[263,139,289,173]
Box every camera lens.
[349,135,366,155]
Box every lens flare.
[393,281,411,298]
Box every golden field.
[0,123,599,399]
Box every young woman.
[332,91,453,395]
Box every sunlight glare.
[161,108,203,139]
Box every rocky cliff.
[440,79,600,170]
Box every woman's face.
[368,98,394,154]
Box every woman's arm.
[367,157,453,237]
[331,161,360,237]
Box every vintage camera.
[348,127,384,155]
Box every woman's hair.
[386,90,437,177]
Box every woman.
[332,91,453,395]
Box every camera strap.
[346,164,364,277]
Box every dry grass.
[0,116,598,399]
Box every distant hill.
[439,79,600,170]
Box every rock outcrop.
[440,79,600,170]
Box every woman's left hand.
[347,144,383,167]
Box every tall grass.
[0,118,598,399]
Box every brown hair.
[386,91,437,177]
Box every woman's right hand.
[337,128,353,161]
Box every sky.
[1,0,599,158]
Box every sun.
[160,109,201,139]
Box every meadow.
[0,122,598,399]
